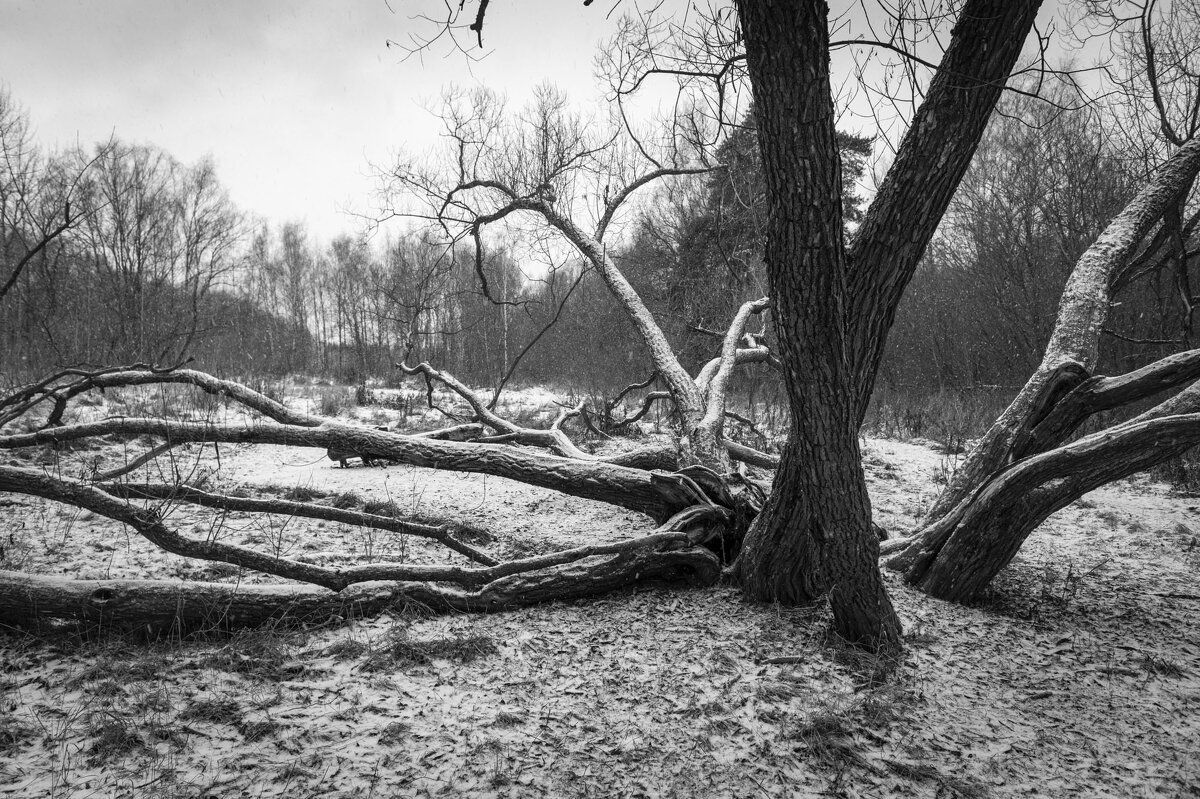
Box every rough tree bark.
[731,0,896,650]
[0,543,720,634]
[732,0,1042,651]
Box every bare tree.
[0,89,109,308]
[68,142,243,364]
[11,2,1200,656]
[376,82,765,470]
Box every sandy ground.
[1,390,1199,798]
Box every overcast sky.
[0,0,642,240]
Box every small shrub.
[355,384,377,407]
[331,491,364,510]
[318,387,353,417]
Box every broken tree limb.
[1014,347,1200,457]
[724,440,780,469]
[398,359,677,468]
[2,459,724,607]
[105,481,500,566]
[696,298,771,446]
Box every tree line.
[2,74,1196,408]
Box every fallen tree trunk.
[0,344,768,637]
[0,546,720,634]
[0,418,680,519]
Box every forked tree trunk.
[889,388,1200,600]
[733,0,1042,650]
[733,0,900,651]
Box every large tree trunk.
[732,0,1042,651]
[732,0,900,652]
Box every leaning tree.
[4,1,1199,654]
[885,0,1200,599]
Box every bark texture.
[733,0,900,651]
[846,0,1045,418]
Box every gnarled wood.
[0,545,720,633]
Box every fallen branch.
[0,545,721,633]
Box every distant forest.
[2,86,1192,401]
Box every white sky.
[0,0,641,241]
[1,1,1082,245]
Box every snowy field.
[0,383,1198,798]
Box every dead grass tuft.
[362,499,402,517]
[361,626,499,672]
[236,718,279,741]
[492,710,524,727]
[1141,653,1186,677]
[331,490,364,509]
[86,714,147,763]
[0,715,35,754]
[200,629,302,681]
[378,720,411,745]
[179,697,243,725]
[283,485,320,503]
[323,638,369,660]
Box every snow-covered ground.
[1,384,1197,797]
